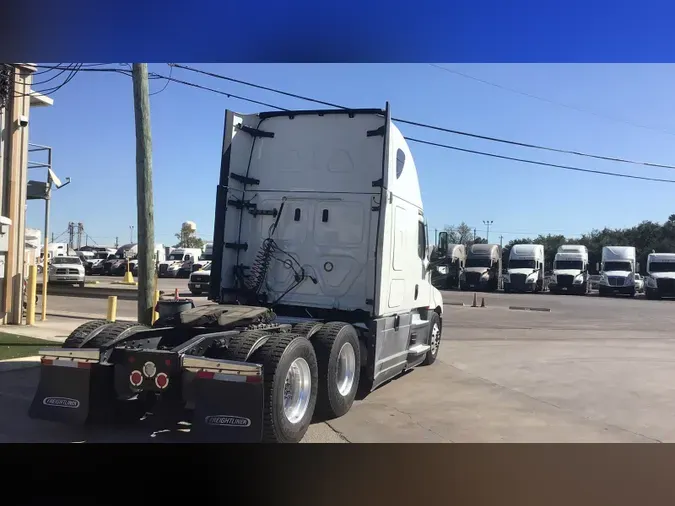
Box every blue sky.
[26,64,675,248]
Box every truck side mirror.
[437,231,448,256]
[596,262,600,271]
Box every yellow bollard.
[151,289,160,324]
[26,265,37,326]
[106,296,118,322]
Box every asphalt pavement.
[4,287,675,442]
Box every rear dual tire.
[312,322,361,420]
[250,334,319,443]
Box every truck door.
[417,216,432,308]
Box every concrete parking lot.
[2,288,675,442]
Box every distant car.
[48,256,85,287]
[188,263,211,295]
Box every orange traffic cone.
[481,297,486,307]
[472,292,477,307]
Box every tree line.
[439,215,675,274]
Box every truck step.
[408,344,430,355]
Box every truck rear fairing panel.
[212,109,388,315]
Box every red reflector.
[196,370,215,379]
[165,359,171,366]
[77,362,92,369]
[41,358,53,366]
[128,356,135,363]
[246,375,262,384]
[129,370,143,386]
[155,373,169,389]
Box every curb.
[446,302,465,306]
[509,306,552,312]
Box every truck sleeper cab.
[598,246,637,297]
[644,252,675,300]
[460,243,501,292]
[549,244,589,295]
[504,244,545,293]
[29,105,445,444]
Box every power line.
[149,64,172,96]
[171,63,675,170]
[150,73,287,110]
[428,63,675,137]
[148,71,675,185]
[168,63,346,109]
[405,137,675,184]
[27,64,675,185]
[394,118,675,170]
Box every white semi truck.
[598,246,637,297]
[158,247,203,278]
[503,244,545,293]
[548,244,590,295]
[461,243,501,291]
[29,104,445,444]
[644,252,675,300]
[432,233,466,290]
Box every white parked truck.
[461,243,501,291]
[503,244,545,293]
[29,104,445,444]
[158,247,203,278]
[431,233,466,290]
[598,246,637,297]
[548,244,589,295]
[644,252,675,300]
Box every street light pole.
[483,220,493,243]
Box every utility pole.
[76,222,83,250]
[132,63,156,325]
[473,228,476,243]
[129,225,134,243]
[115,236,119,248]
[499,235,503,249]
[67,222,74,250]
[483,220,493,243]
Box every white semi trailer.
[503,244,545,293]
[644,252,675,300]
[30,104,445,444]
[549,244,590,295]
[598,246,637,297]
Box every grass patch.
[0,333,51,361]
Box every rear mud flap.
[189,375,264,443]
[29,363,116,425]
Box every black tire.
[312,322,361,420]
[249,333,318,443]
[79,282,85,288]
[422,311,442,366]
[62,319,109,348]
[189,289,202,296]
[85,321,149,349]
[291,321,324,339]
[221,330,272,361]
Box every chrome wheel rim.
[283,357,312,424]
[430,323,440,356]
[336,342,356,397]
